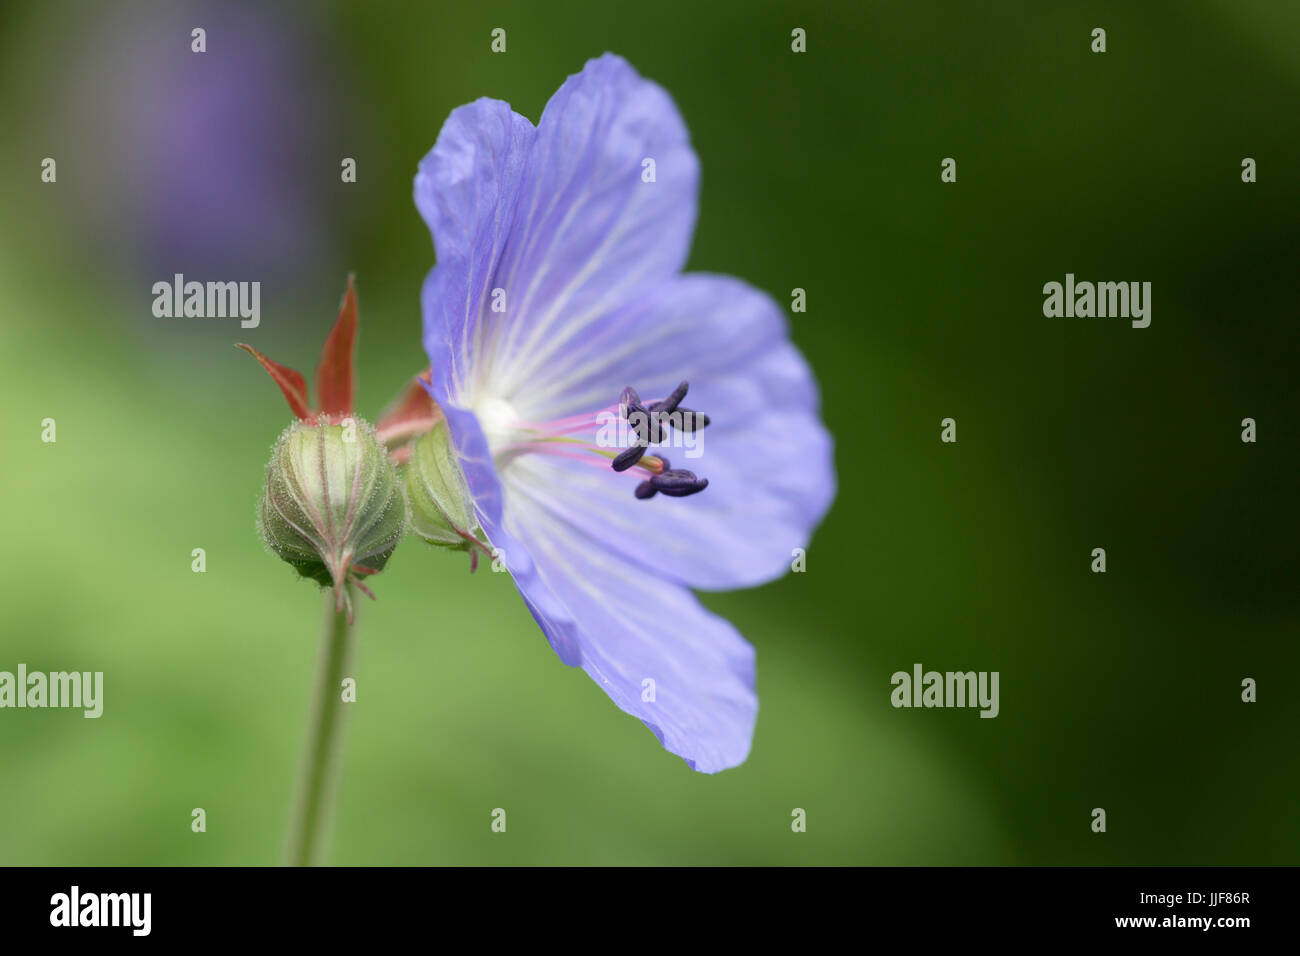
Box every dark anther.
[613,383,711,499]
[620,380,710,444]
[657,381,690,414]
[648,381,711,437]
[649,468,709,498]
[612,444,647,472]
[630,408,658,444]
[649,404,710,433]
[620,386,655,444]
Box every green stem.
[286,584,356,866]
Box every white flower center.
[474,395,523,452]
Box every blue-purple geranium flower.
[414,54,834,773]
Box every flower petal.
[500,274,836,590]
[415,97,535,402]
[501,476,758,773]
[417,54,699,407]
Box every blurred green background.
[1,0,1297,865]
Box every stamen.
[613,381,711,501]
[611,444,646,472]
[651,404,710,432]
[486,382,710,501]
[656,381,690,413]
[649,469,709,497]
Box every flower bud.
[258,417,405,601]
[405,420,481,555]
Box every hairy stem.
[286,583,356,866]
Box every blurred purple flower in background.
[415,55,835,772]
[54,0,340,285]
